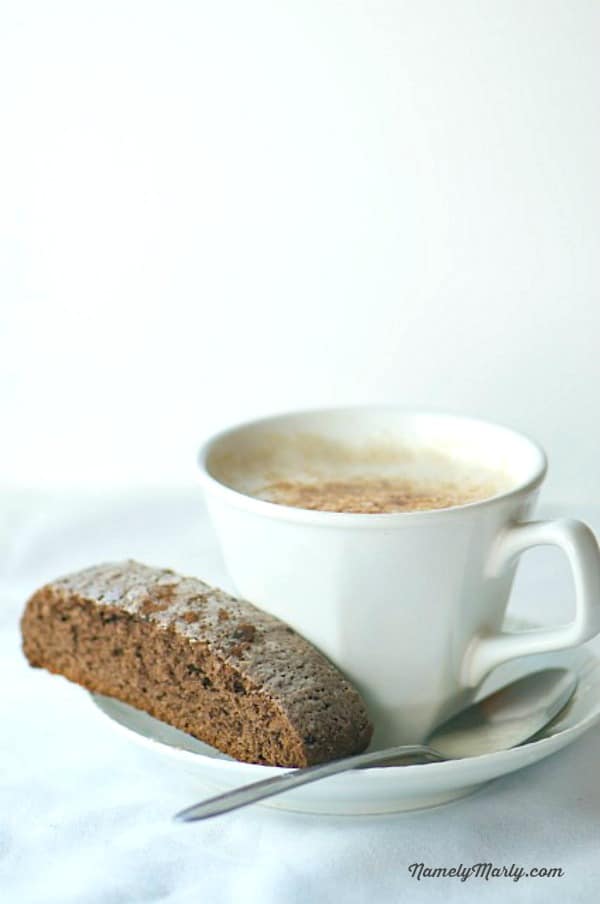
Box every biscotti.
[21,561,372,767]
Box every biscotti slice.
[21,561,372,767]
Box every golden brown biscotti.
[21,561,372,766]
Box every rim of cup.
[197,406,548,527]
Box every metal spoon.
[175,668,577,822]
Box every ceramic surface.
[198,408,600,746]
[91,639,600,816]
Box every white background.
[1,1,599,501]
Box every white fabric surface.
[1,490,599,904]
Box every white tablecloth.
[1,490,599,904]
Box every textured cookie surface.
[21,561,372,766]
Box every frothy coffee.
[254,476,497,513]
[211,432,512,514]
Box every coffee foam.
[210,431,514,509]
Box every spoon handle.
[174,744,444,822]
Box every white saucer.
[90,627,600,816]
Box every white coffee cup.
[198,407,600,747]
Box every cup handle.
[461,518,600,687]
